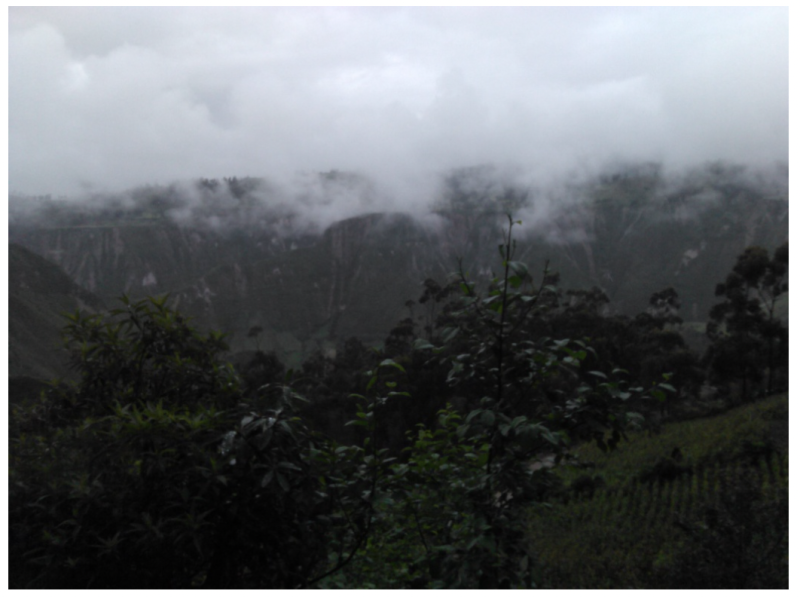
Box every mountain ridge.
[9,165,788,367]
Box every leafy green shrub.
[637,456,692,484]
[9,297,377,589]
[569,473,607,499]
[315,216,665,589]
[386,217,665,588]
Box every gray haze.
[9,7,789,210]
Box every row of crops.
[526,393,789,589]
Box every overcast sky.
[8,6,789,199]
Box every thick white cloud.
[9,6,788,198]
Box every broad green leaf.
[379,358,406,373]
[507,261,529,278]
[413,338,435,350]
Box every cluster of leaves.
[409,271,693,428]
[9,297,378,589]
[317,217,674,589]
[285,264,699,460]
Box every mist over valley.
[9,8,789,590]
[9,159,788,373]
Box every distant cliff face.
[9,244,105,379]
[170,212,447,362]
[11,225,211,297]
[10,175,788,368]
[523,190,789,319]
[9,224,315,300]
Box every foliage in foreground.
[316,217,666,589]
[10,218,787,589]
[9,296,358,588]
[10,218,666,589]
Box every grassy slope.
[527,393,789,588]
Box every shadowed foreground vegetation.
[9,218,787,589]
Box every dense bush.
[9,297,377,588]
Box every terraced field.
[527,393,789,589]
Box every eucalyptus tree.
[705,242,788,399]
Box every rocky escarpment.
[169,193,787,364]
[9,223,314,301]
[171,212,445,362]
[9,172,789,368]
[530,190,789,318]
[9,243,105,380]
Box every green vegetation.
[528,393,789,589]
[8,207,788,589]
[705,242,788,399]
[10,296,356,588]
[10,162,789,367]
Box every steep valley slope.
[9,168,788,368]
[9,244,105,381]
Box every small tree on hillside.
[394,216,670,588]
[634,288,702,417]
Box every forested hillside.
[9,163,788,365]
[9,195,788,588]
